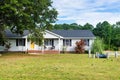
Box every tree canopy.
[53,23,93,30]
[93,21,112,49]
[0,0,57,45]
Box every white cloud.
[52,0,120,26]
[76,12,120,26]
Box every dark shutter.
[88,39,89,46]
[70,39,72,46]
[16,39,18,46]
[0,41,4,46]
[23,39,25,46]
[2,42,4,46]
[52,39,54,46]
[63,39,65,46]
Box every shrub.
[92,37,104,54]
[62,46,67,53]
[5,42,11,51]
[75,39,85,53]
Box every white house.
[0,30,95,54]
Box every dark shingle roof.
[5,30,29,38]
[4,30,95,38]
[52,30,95,38]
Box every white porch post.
[88,39,91,58]
[25,37,28,53]
[42,39,44,54]
[88,49,91,58]
[58,37,60,54]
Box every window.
[44,39,54,46]
[16,39,25,46]
[63,39,72,46]
[84,39,89,46]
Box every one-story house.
[0,30,95,54]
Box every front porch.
[27,37,61,54]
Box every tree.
[111,22,120,49]
[82,23,94,30]
[93,21,112,50]
[93,22,102,37]
[0,0,57,45]
[102,21,112,50]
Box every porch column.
[88,49,91,58]
[25,37,28,53]
[42,39,44,54]
[88,39,92,58]
[58,37,60,54]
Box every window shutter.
[0,41,4,46]
[52,39,54,46]
[70,39,72,46]
[23,39,25,46]
[16,39,18,46]
[63,39,65,46]
[88,39,89,46]
[2,42,4,46]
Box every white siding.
[54,39,59,50]
[27,41,42,50]
[0,46,4,51]
[44,32,58,39]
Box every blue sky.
[52,0,120,26]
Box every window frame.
[63,39,72,46]
[16,39,25,46]
[84,39,89,46]
[44,39,54,46]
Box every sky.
[52,0,120,26]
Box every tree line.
[52,21,120,50]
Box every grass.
[0,53,120,80]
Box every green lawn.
[0,53,120,80]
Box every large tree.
[112,22,120,48]
[0,0,57,45]
[82,23,94,30]
[93,21,112,49]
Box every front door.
[30,42,34,49]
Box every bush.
[5,42,11,51]
[92,37,104,54]
[75,39,85,53]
